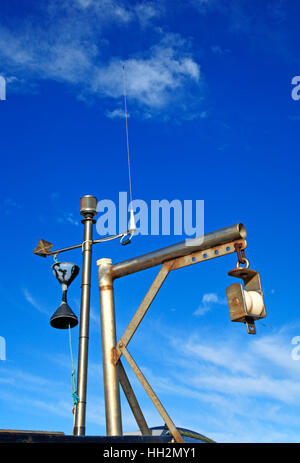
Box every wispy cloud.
[2,197,21,215]
[92,35,200,110]
[193,292,226,316]
[0,1,202,118]
[50,193,80,227]
[2,320,300,441]
[129,320,300,442]
[0,362,106,430]
[57,212,80,227]
[23,288,51,315]
[105,108,128,119]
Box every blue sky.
[1,0,300,443]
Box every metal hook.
[120,233,133,246]
[236,258,250,269]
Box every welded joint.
[112,341,124,365]
[112,346,120,365]
[99,285,114,291]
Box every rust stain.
[111,347,121,365]
[232,297,241,307]
[99,285,113,291]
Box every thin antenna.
[122,65,136,234]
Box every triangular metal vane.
[33,239,54,257]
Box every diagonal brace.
[113,261,175,364]
[121,345,185,444]
[118,360,151,436]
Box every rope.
[68,324,79,410]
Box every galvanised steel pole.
[97,258,123,436]
[73,196,97,436]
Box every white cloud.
[138,324,300,442]
[134,2,162,27]
[194,292,226,316]
[193,305,211,316]
[105,108,128,119]
[2,316,300,441]
[23,288,51,315]
[251,335,300,377]
[0,1,202,117]
[202,292,219,304]
[181,334,256,376]
[73,0,162,26]
[92,39,200,109]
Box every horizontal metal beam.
[111,223,246,279]
[171,239,247,271]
